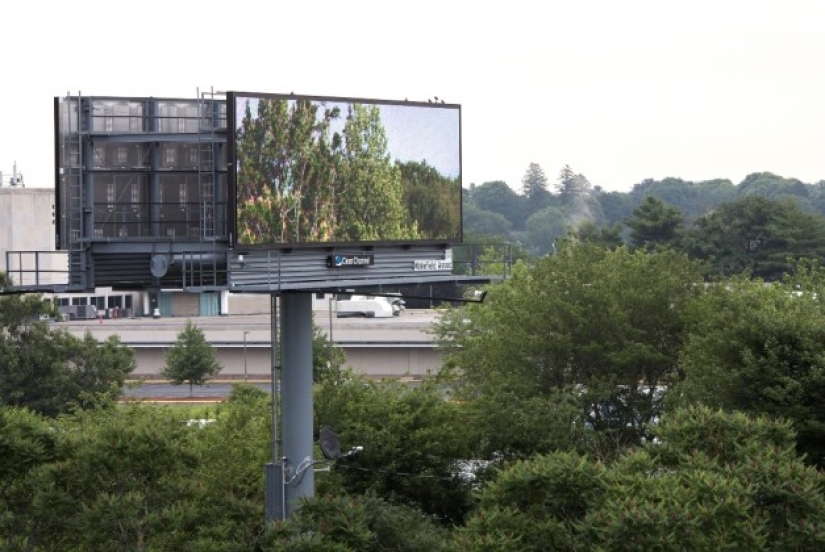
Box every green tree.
[625,195,684,251]
[520,162,552,215]
[2,390,274,551]
[454,449,605,550]
[0,274,134,416]
[312,322,346,382]
[267,492,448,551]
[0,272,56,329]
[63,332,136,409]
[596,189,635,227]
[524,205,567,255]
[0,406,67,548]
[673,266,825,467]
[314,368,475,525]
[630,177,736,219]
[462,202,513,237]
[5,405,200,550]
[0,328,134,416]
[434,245,704,455]
[470,180,526,230]
[810,179,825,217]
[161,319,222,395]
[568,221,624,249]
[555,164,591,206]
[682,195,825,280]
[455,407,825,550]
[182,385,272,549]
[737,171,810,204]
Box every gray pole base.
[281,292,314,517]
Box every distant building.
[0,185,66,286]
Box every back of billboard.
[229,92,462,247]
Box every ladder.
[197,88,226,241]
[62,93,86,287]
[63,94,84,250]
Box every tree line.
[466,164,825,277]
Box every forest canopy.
[465,166,825,276]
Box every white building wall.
[0,187,67,285]
[129,345,441,380]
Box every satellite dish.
[150,255,169,278]
[319,426,341,460]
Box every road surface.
[122,381,273,401]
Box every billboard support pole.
[280,292,314,517]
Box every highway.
[57,308,441,345]
[67,308,447,379]
[123,381,273,402]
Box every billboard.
[229,92,462,247]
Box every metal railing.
[451,243,514,279]
[4,251,70,290]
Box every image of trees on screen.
[234,95,461,245]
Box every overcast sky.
[3,0,825,193]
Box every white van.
[336,295,405,318]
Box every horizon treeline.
[465,165,825,271]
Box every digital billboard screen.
[230,92,462,247]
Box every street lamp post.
[243,330,249,382]
[328,296,334,345]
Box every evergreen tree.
[161,319,222,396]
[625,195,684,251]
[521,163,550,207]
[556,164,591,205]
[683,195,825,280]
